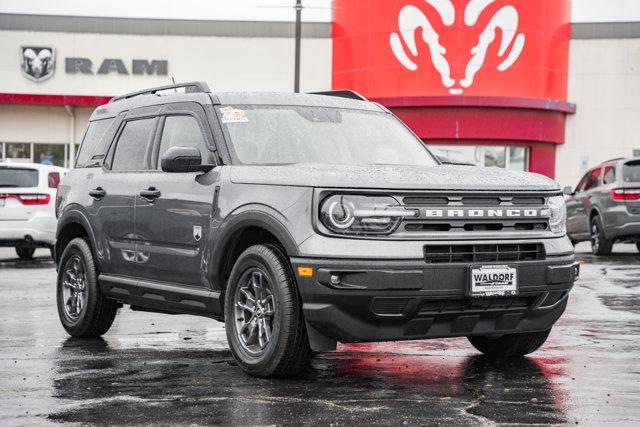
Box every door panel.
[133,105,218,287]
[566,173,589,237]
[91,114,157,276]
[88,174,137,276]
[134,172,215,286]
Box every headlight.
[319,194,417,235]
[547,195,567,235]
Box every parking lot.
[0,243,639,425]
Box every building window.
[34,144,66,167]
[428,145,529,171]
[5,143,31,162]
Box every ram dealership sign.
[20,46,55,82]
[332,0,571,100]
[19,46,168,82]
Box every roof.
[215,92,380,111]
[90,84,382,121]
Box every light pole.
[294,0,302,93]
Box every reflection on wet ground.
[0,244,639,425]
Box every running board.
[99,274,222,319]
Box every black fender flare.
[55,207,99,264]
[209,209,299,289]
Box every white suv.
[0,162,67,259]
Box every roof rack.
[309,90,368,101]
[110,81,210,103]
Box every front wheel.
[15,246,35,260]
[56,237,118,337]
[224,244,310,378]
[468,330,551,358]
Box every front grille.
[399,193,551,236]
[423,243,545,263]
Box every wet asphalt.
[0,244,639,426]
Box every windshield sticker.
[219,106,249,123]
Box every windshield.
[0,167,38,188]
[623,161,640,182]
[218,105,438,166]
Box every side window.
[75,118,114,168]
[157,115,209,170]
[575,173,590,193]
[583,168,602,192]
[111,118,156,171]
[603,166,616,184]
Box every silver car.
[565,158,640,255]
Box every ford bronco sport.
[55,82,578,378]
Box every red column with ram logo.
[332,0,574,178]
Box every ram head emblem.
[20,46,55,82]
[390,0,525,95]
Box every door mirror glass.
[563,186,574,196]
[161,146,213,173]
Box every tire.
[15,246,35,260]
[590,215,613,256]
[56,237,118,338]
[224,244,310,378]
[468,329,551,358]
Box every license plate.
[470,265,517,297]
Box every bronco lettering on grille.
[422,208,539,218]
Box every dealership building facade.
[0,3,639,187]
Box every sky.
[0,0,638,23]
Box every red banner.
[332,0,571,100]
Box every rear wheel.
[15,246,35,260]
[224,244,310,378]
[56,238,118,337]
[591,215,613,256]
[468,330,551,358]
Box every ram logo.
[389,0,525,95]
[20,46,55,82]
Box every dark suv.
[565,158,640,255]
[55,82,578,378]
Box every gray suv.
[55,82,577,378]
[565,158,640,255]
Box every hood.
[229,163,560,192]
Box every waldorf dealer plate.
[470,265,518,297]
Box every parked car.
[55,82,577,378]
[0,161,67,259]
[565,158,640,255]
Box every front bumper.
[292,254,577,343]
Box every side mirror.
[563,186,574,196]
[161,146,214,173]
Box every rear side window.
[111,118,155,171]
[76,118,115,168]
[603,166,616,184]
[157,115,209,169]
[623,161,640,182]
[0,167,38,188]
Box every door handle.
[89,187,106,200]
[139,187,161,201]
